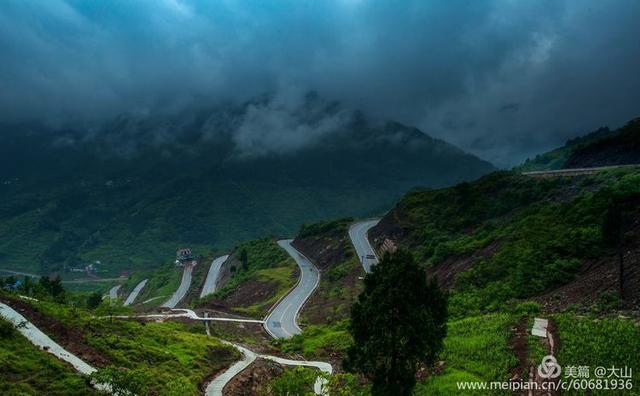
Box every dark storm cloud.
[1,0,639,165]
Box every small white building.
[175,248,193,266]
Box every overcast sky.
[1,0,639,166]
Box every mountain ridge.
[0,100,494,276]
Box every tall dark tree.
[86,291,103,309]
[344,250,448,396]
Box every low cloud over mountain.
[1,1,639,165]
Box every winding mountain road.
[205,342,257,396]
[264,240,320,339]
[161,264,193,308]
[205,341,331,396]
[349,219,380,273]
[200,255,229,298]
[123,279,147,306]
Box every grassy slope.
[295,218,365,326]
[0,319,96,395]
[554,315,640,385]
[415,314,517,395]
[516,126,614,171]
[279,312,519,395]
[21,299,238,395]
[197,237,297,318]
[373,168,640,317]
[131,262,184,309]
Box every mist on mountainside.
[0,95,494,275]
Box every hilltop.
[519,117,640,171]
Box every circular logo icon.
[538,355,561,379]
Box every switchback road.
[349,219,380,273]
[200,255,229,298]
[123,279,147,306]
[161,264,194,308]
[264,240,320,339]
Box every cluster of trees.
[0,275,108,310]
[1,275,66,303]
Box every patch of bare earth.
[426,240,501,289]
[224,358,284,396]
[293,232,364,325]
[0,296,110,367]
[178,256,210,307]
[527,319,560,396]
[200,267,299,318]
[197,345,241,394]
[509,316,529,386]
[369,207,410,252]
[535,231,640,311]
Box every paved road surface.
[0,302,110,392]
[205,341,332,396]
[349,219,380,273]
[108,284,121,300]
[111,308,264,324]
[264,240,320,338]
[161,265,194,308]
[123,279,148,306]
[205,342,257,396]
[200,255,229,298]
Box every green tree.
[86,291,103,309]
[269,367,317,396]
[37,275,66,303]
[344,250,448,396]
[90,366,150,395]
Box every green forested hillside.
[0,108,493,277]
[518,117,639,171]
[371,167,640,316]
